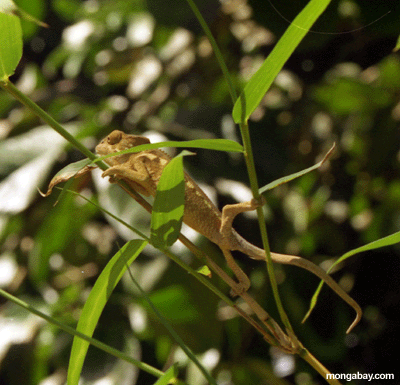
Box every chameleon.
[96,130,361,332]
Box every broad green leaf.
[259,144,335,194]
[150,152,190,248]
[94,138,243,163]
[232,0,332,123]
[303,231,400,323]
[153,364,179,385]
[68,240,147,385]
[0,11,22,80]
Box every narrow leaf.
[94,138,243,163]
[67,240,147,385]
[303,231,400,323]
[232,0,331,123]
[150,152,189,248]
[259,144,335,194]
[0,11,22,80]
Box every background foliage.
[0,0,399,384]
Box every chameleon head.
[95,130,151,164]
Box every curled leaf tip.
[41,160,96,197]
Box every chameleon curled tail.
[233,232,362,333]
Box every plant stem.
[299,347,343,385]
[239,120,294,334]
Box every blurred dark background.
[0,0,399,384]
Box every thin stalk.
[185,0,237,104]
[299,347,342,385]
[239,120,294,334]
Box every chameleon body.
[96,130,361,331]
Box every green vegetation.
[0,1,399,384]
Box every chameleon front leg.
[101,161,152,196]
[220,198,263,239]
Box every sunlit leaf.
[68,240,147,385]
[197,265,212,278]
[94,138,243,163]
[150,152,190,248]
[0,11,22,80]
[232,0,332,123]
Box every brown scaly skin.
[96,130,361,333]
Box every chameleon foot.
[229,281,250,297]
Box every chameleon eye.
[108,130,123,145]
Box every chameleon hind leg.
[219,198,264,296]
[222,249,251,296]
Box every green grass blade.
[0,11,22,80]
[67,240,147,385]
[232,0,332,123]
[94,138,243,163]
[303,231,400,323]
[150,152,189,248]
[259,144,335,194]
